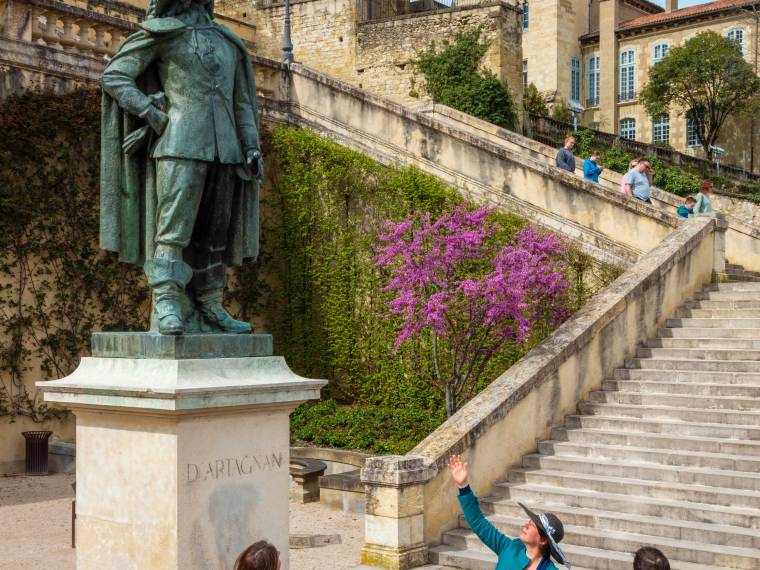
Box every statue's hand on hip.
[138,92,168,135]
[246,148,265,181]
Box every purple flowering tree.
[375,205,570,417]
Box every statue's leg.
[189,161,252,334]
[149,158,208,335]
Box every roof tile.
[618,0,756,30]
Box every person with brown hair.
[633,546,670,570]
[234,540,280,570]
[556,135,577,173]
[693,180,715,214]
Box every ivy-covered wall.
[245,127,621,454]
[0,89,149,468]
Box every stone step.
[637,347,760,361]
[444,519,760,568]
[578,401,760,426]
[524,451,760,489]
[695,291,760,301]
[666,317,760,328]
[430,541,737,570]
[684,299,760,309]
[505,469,760,509]
[589,390,760,411]
[552,426,760,456]
[647,337,760,349]
[564,414,760,440]
[626,357,760,373]
[677,308,760,318]
[658,327,760,339]
[541,439,760,471]
[495,482,760,528]
[603,378,760,397]
[470,503,760,550]
[614,367,760,385]
[705,282,760,291]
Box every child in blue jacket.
[448,455,571,570]
[583,151,603,183]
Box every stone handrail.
[252,56,685,269]
[421,103,760,271]
[359,214,726,568]
[1,0,139,58]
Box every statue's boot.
[191,261,252,333]
[145,258,193,335]
[197,288,252,333]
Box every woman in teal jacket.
[448,455,571,570]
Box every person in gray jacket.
[555,135,576,172]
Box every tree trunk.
[444,383,456,418]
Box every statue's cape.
[100,19,260,267]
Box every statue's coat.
[99,17,260,267]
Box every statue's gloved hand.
[246,148,265,181]
[139,92,169,135]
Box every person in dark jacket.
[448,455,571,570]
[555,135,576,173]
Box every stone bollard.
[290,457,327,503]
[360,455,432,570]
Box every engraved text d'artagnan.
[186,452,284,483]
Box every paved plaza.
[0,474,364,570]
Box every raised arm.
[101,44,166,134]
[448,455,512,554]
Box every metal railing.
[356,0,497,23]
[585,96,599,107]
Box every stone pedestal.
[38,332,326,570]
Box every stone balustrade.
[1,0,140,58]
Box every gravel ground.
[0,473,363,570]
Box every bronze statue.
[100,0,262,335]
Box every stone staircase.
[429,281,760,570]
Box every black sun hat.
[518,502,571,568]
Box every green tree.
[413,27,518,129]
[641,31,760,159]
[523,82,549,116]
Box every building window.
[653,115,670,144]
[523,2,529,30]
[687,109,704,148]
[571,57,581,102]
[619,49,636,101]
[587,54,600,107]
[652,43,670,64]
[619,118,636,140]
[726,28,745,56]
[523,60,528,89]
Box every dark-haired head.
[634,546,670,570]
[234,540,280,570]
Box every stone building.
[581,0,760,171]
[521,0,760,170]
[235,0,525,106]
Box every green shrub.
[413,27,518,129]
